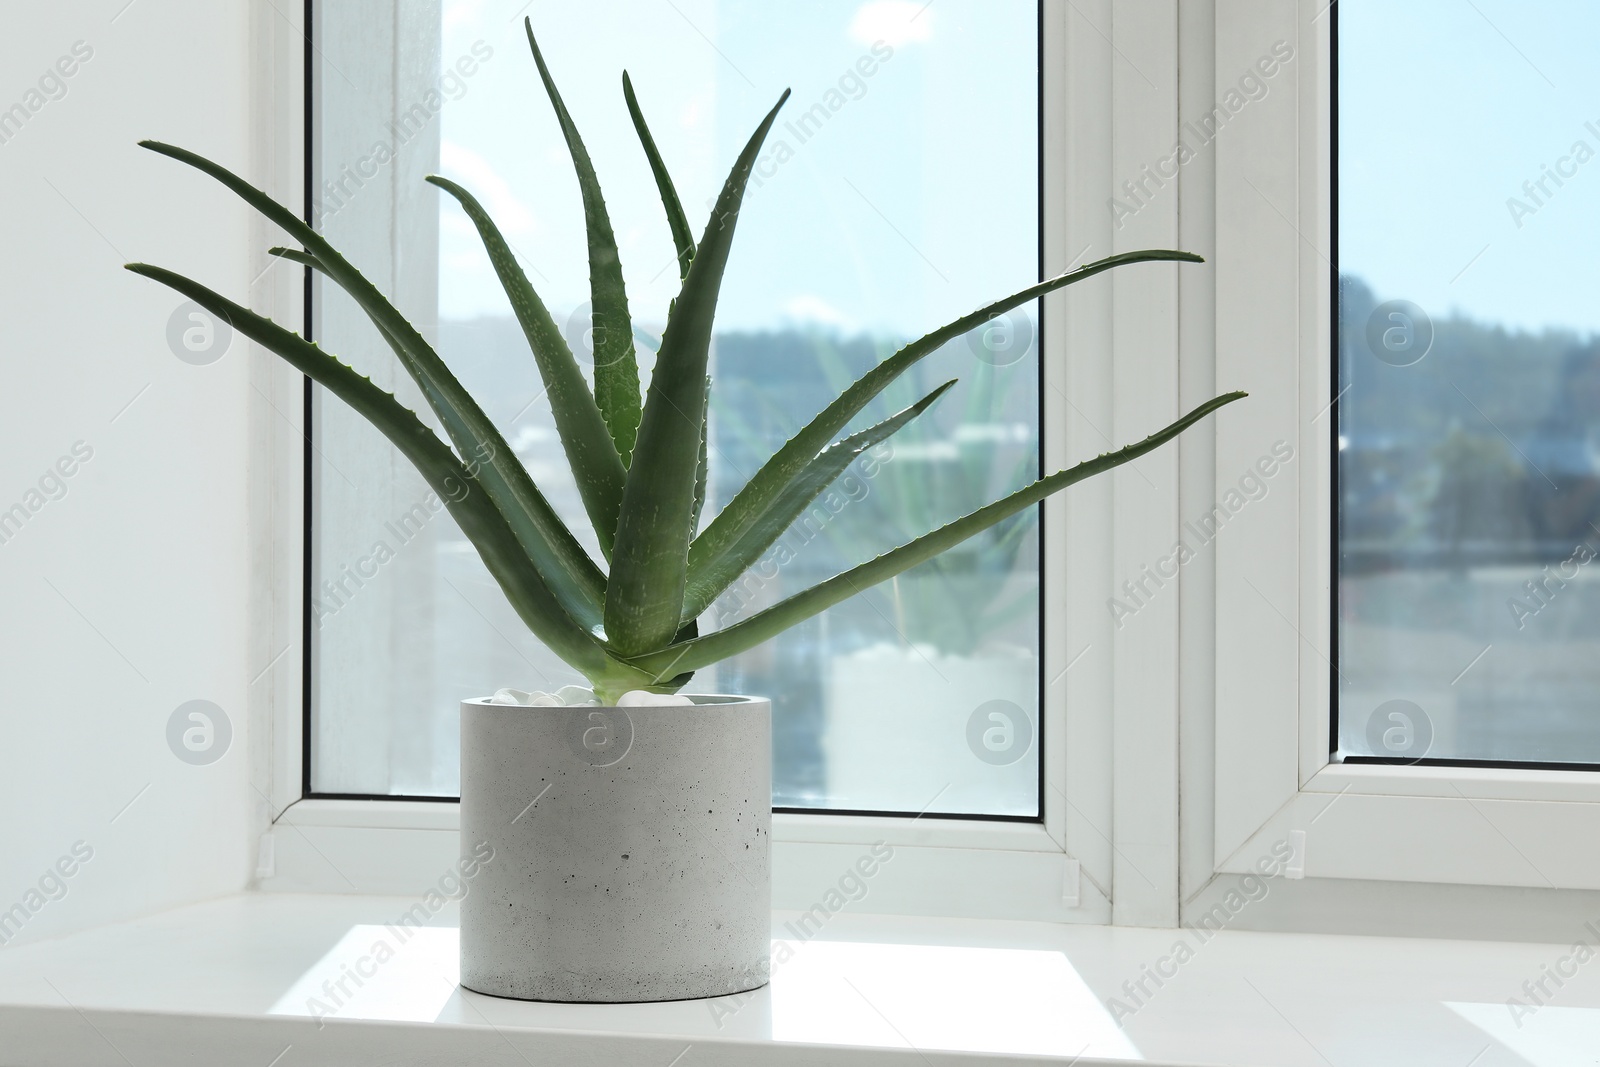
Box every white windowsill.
[0,893,1592,1066]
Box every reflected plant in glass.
[823,351,1038,656]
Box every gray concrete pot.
[459,695,771,1002]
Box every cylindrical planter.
[459,694,771,1002]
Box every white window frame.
[254,0,1592,930]
[251,0,1212,925]
[1201,0,1600,916]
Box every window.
[1204,0,1600,901]
[307,1,1043,817]
[290,0,1600,922]
[1335,0,1600,766]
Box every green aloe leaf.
[691,375,710,535]
[263,249,609,627]
[691,249,1203,577]
[266,247,320,270]
[423,177,628,555]
[134,142,608,633]
[626,390,1247,675]
[681,378,957,623]
[125,262,615,675]
[622,71,696,281]
[524,20,641,466]
[604,88,791,657]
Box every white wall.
[0,0,273,946]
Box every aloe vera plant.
[126,22,1245,704]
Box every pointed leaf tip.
[518,25,642,471]
[623,69,698,283]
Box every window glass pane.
[311,0,1041,813]
[1337,0,1600,763]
